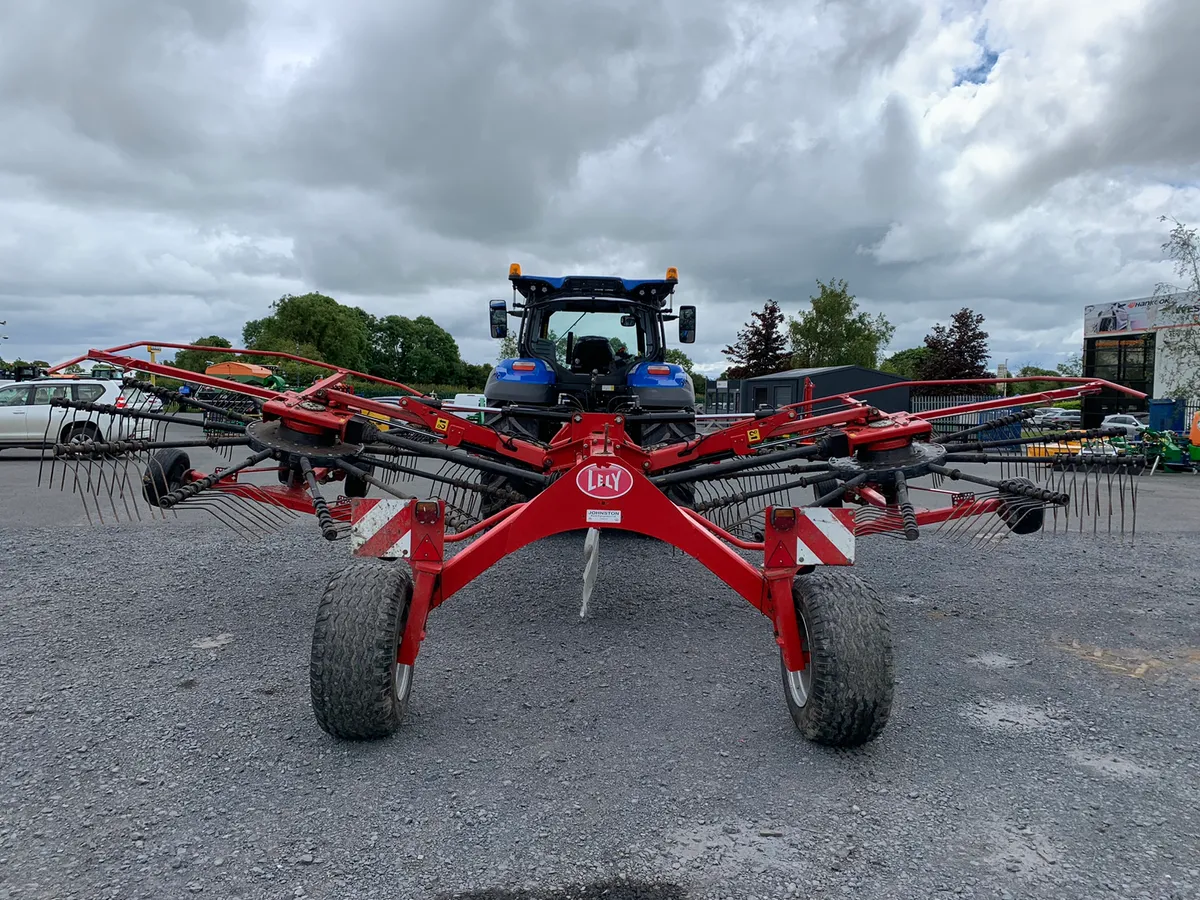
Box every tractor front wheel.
[640,418,698,509]
[310,561,415,740]
[779,569,894,747]
[478,413,544,519]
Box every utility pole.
[147,345,162,385]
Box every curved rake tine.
[37,404,65,489]
[176,496,270,541]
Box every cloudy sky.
[1,0,1198,375]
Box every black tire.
[779,569,894,747]
[55,421,99,456]
[344,462,373,499]
[310,561,415,740]
[812,478,843,507]
[640,417,697,508]
[142,448,191,507]
[998,476,1044,535]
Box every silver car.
[1100,413,1147,438]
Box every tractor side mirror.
[620,315,637,328]
[489,300,507,339]
[678,305,696,344]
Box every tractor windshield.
[524,303,661,371]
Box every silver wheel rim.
[394,662,412,700]
[785,608,813,709]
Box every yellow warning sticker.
[434,417,450,433]
[747,428,761,443]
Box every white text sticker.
[586,509,622,524]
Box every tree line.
[167,292,495,391]
[719,278,1082,393]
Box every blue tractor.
[481,264,698,516]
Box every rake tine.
[89,455,121,524]
[217,488,292,534]
[200,490,287,540]
[37,405,63,489]
[181,496,266,541]
[102,454,130,523]
[233,489,296,531]
[1130,471,1138,542]
[111,451,140,523]
[81,448,109,525]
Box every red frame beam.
[383,458,844,675]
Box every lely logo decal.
[576,464,631,499]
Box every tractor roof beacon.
[482,264,699,516]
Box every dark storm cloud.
[279,0,733,241]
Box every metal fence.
[908,394,1008,437]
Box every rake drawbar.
[41,344,1147,748]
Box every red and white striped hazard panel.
[794,508,856,565]
[350,498,412,559]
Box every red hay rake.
[41,343,1146,748]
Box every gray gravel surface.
[1,449,1198,900]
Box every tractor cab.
[484,265,697,428]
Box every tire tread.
[783,568,894,747]
[309,561,414,740]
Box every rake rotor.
[35,344,1147,551]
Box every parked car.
[0,379,151,451]
[448,393,488,424]
[1044,410,1082,428]
[1100,413,1148,437]
[1029,407,1067,426]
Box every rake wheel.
[780,569,894,747]
[310,561,415,740]
[998,476,1045,535]
[812,477,843,507]
[142,448,191,507]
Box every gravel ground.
[1,451,1198,900]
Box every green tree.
[722,299,793,379]
[497,332,519,361]
[243,293,372,371]
[880,346,929,380]
[369,315,465,384]
[916,308,990,392]
[63,363,84,374]
[1153,216,1200,399]
[788,278,894,369]
[456,362,495,389]
[1010,364,1059,395]
[1055,352,1082,377]
[664,348,693,371]
[171,336,235,373]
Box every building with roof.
[703,365,909,417]
[1081,292,1200,427]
